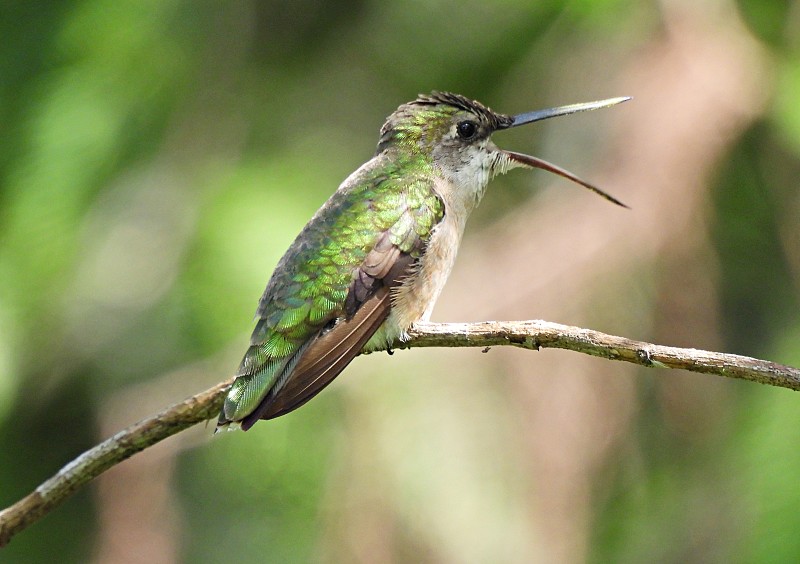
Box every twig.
[404,321,800,388]
[0,379,231,548]
[1,319,798,546]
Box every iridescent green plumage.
[218,91,628,431]
[221,151,444,428]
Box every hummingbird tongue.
[501,150,629,208]
[507,97,631,128]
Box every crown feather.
[412,91,513,130]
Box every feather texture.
[218,151,444,430]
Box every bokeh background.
[2,0,800,562]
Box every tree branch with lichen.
[1,319,798,547]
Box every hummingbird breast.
[365,174,478,350]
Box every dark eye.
[456,120,478,140]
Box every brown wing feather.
[239,238,417,429]
[259,285,392,420]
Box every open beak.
[500,97,631,208]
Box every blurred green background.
[2,0,800,562]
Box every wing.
[218,154,444,430]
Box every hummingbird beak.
[499,96,631,208]
[507,97,631,128]
[500,150,629,208]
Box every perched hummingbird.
[217,91,629,431]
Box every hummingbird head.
[378,91,630,207]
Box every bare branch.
[1,320,798,546]
[0,379,232,548]
[404,321,800,389]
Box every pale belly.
[364,208,464,352]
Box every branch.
[1,319,798,546]
[404,321,800,389]
[0,378,232,548]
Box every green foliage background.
[1,0,799,562]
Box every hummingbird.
[217,91,629,431]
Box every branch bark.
[1,319,798,546]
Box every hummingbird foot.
[214,421,242,434]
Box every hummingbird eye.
[456,120,478,140]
